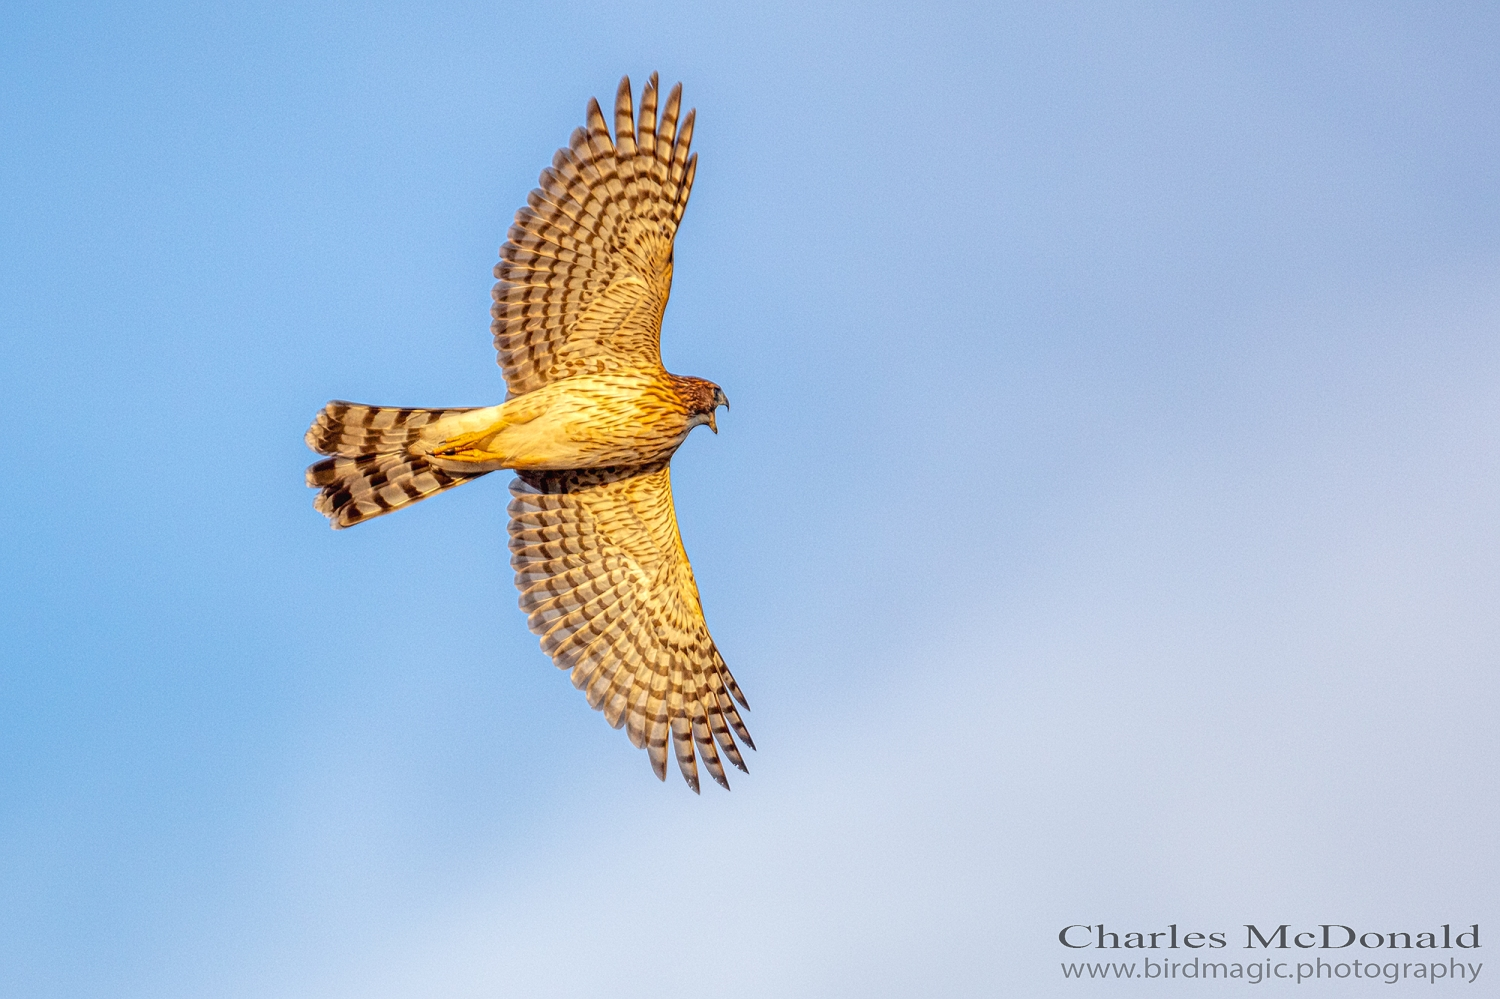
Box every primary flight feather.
[304,74,750,792]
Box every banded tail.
[305,401,486,528]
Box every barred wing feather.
[493,74,697,396]
[509,463,752,791]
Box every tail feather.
[305,401,487,528]
[306,401,479,457]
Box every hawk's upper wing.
[508,462,752,791]
[493,74,698,397]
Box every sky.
[2,2,1497,996]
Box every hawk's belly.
[420,373,694,473]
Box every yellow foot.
[430,430,504,463]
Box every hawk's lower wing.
[509,463,752,791]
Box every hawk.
[304,74,752,792]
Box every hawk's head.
[677,376,730,434]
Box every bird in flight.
[304,74,752,792]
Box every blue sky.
[2,2,1497,996]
